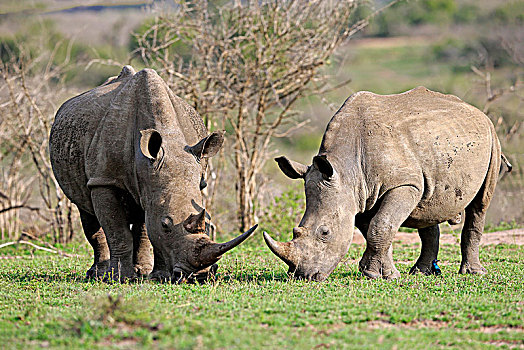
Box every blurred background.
[0,0,522,244]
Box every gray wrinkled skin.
[50,66,255,282]
[266,87,504,281]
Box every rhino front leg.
[149,246,171,282]
[79,209,110,279]
[131,222,153,277]
[91,187,136,282]
[359,186,421,280]
[409,225,440,275]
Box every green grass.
[1,240,523,349]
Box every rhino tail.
[501,153,512,173]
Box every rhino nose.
[293,227,307,238]
[310,272,327,282]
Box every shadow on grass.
[1,272,90,284]
[218,271,290,283]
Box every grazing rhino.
[264,87,510,281]
[50,66,256,282]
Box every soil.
[352,228,524,246]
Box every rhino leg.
[459,204,488,275]
[459,137,500,275]
[79,209,110,279]
[409,225,440,275]
[359,186,421,280]
[91,187,137,282]
[149,246,171,282]
[131,222,153,277]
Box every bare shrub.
[470,29,524,224]
[0,42,78,242]
[131,0,397,231]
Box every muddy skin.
[50,66,256,282]
[265,87,507,281]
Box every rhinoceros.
[264,86,509,281]
[50,66,256,282]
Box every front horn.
[198,224,258,267]
[263,232,298,267]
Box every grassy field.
[1,239,523,349]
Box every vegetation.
[0,0,522,348]
[0,242,522,349]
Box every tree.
[132,0,397,231]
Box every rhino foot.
[459,262,487,275]
[149,270,172,283]
[101,264,138,283]
[134,263,153,277]
[409,259,442,276]
[359,253,400,280]
[86,260,110,280]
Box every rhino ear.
[188,131,225,159]
[275,156,308,179]
[313,155,333,179]
[184,209,206,233]
[140,129,162,159]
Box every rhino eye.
[318,225,330,236]
[161,216,173,230]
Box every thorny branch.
[131,0,398,230]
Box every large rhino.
[264,87,509,281]
[50,66,256,282]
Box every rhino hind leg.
[131,223,153,277]
[79,209,110,279]
[359,186,421,280]
[459,193,493,275]
[459,133,500,275]
[91,187,137,282]
[409,225,440,275]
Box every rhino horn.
[198,224,258,266]
[263,231,298,267]
[183,209,207,233]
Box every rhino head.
[137,128,257,281]
[103,68,258,282]
[263,155,355,281]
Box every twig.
[0,204,40,215]
[0,240,81,258]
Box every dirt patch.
[351,36,431,48]
[352,229,524,246]
[365,319,524,333]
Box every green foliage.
[368,0,458,37]
[367,0,522,37]
[431,36,516,69]
[129,18,193,63]
[0,242,523,348]
[490,1,524,24]
[484,220,522,233]
[260,188,305,241]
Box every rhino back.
[51,67,208,214]
[50,79,131,213]
[321,87,495,224]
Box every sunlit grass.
[1,240,522,349]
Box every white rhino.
[50,66,256,282]
[265,87,510,281]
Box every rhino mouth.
[171,264,218,284]
[288,268,328,282]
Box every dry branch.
[0,240,80,258]
[130,0,396,230]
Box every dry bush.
[470,30,524,224]
[0,42,79,242]
[130,0,398,231]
